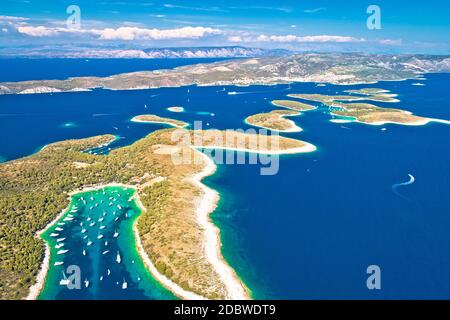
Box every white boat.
[63,217,73,221]
[80,222,83,226]
[117,204,122,210]
[90,196,94,201]
[98,217,104,222]
[114,217,119,222]
[104,241,108,246]
[100,276,103,281]
[100,225,106,230]
[81,228,87,233]
[55,227,63,231]
[228,91,237,95]
[97,234,104,239]
[87,241,93,246]
[82,249,86,256]
[57,222,65,226]
[55,243,64,249]
[83,235,88,239]
[56,237,66,242]
[116,251,121,264]
[102,250,109,255]
[122,279,128,290]
[107,269,111,276]
[54,261,64,266]
[84,279,89,288]
[59,278,70,286]
[86,217,91,222]
[50,233,59,237]
[57,249,69,255]
[113,231,119,238]
[89,222,96,227]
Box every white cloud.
[98,26,221,40]
[0,15,29,21]
[227,36,243,42]
[378,39,402,46]
[17,26,59,37]
[163,4,225,12]
[255,34,366,43]
[304,8,327,14]
[15,24,221,40]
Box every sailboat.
[59,272,70,286]
[84,279,90,288]
[122,278,128,290]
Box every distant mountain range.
[0,45,292,59]
[1,53,450,95]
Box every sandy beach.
[189,151,250,300]
[25,202,72,300]
[197,142,317,155]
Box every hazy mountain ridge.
[1,53,449,94]
[0,46,291,59]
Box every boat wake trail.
[392,174,415,199]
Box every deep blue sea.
[0,59,449,299]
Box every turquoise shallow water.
[39,186,175,300]
[1,59,449,299]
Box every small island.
[289,92,449,126]
[245,110,302,132]
[131,114,189,128]
[167,106,185,113]
[271,99,317,111]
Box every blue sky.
[1,0,449,54]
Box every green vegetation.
[0,124,312,300]
[245,110,301,131]
[271,99,317,111]
[289,92,429,125]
